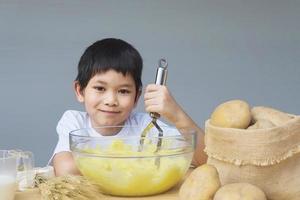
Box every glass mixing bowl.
[69,125,195,197]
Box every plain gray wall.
[1,0,299,166]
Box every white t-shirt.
[49,110,177,164]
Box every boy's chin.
[93,122,125,136]
[95,120,125,127]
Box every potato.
[251,106,294,126]
[213,182,267,200]
[179,164,221,200]
[210,100,251,129]
[247,119,275,129]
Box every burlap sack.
[205,116,300,200]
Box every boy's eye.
[119,89,131,94]
[94,86,105,92]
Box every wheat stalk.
[35,175,104,200]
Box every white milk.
[0,175,17,200]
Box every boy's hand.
[144,84,180,124]
[144,84,207,166]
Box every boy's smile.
[74,69,139,129]
[99,110,121,114]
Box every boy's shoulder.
[57,110,88,128]
[60,110,87,120]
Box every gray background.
[0,0,299,166]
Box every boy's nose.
[103,92,118,106]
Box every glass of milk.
[0,150,17,200]
[12,150,35,190]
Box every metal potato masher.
[139,58,168,166]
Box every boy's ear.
[73,81,84,103]
[134,88,142,106]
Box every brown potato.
[247,119,275,129]
[213,183,267,200]
[179,164,221,200]
[210,100,251,129]
[251,106,294,126]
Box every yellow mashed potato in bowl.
[70,126,195,197]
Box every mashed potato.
[74,139,191,196]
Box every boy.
[52,38,207,176]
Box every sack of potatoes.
[204,100,300,200]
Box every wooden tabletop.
[101,183,181,200]
[15,169,191,200]
[15,183,180,200]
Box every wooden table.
[15,170,192,200]
[15,183,181,200]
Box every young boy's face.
[75,70,140,129]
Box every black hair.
[75,38,143,95]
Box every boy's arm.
[144,84,207,166]
[173,110,207,166]
[53,152,81,176]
